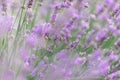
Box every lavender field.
[0,0,120,80]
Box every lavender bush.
[0,0,120,80]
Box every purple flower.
[20,48,29,61]
[42,23,52,35]
[2,70,15,80]
[56,50,68,59]
[95,29,108,41]
[94,49,101,58]
[115,38,120,48]
[33,23,51,35]
[116,15,120,27]
[31,68,38,76]
[65,70,72,77]
[104,0,115,7]
[108,25,118,36]
[0,15,12,37]
[54,4,61,10]
[39,72,45,80]
[38,61,47,69]
[26,34,38,47]
[109,52,119,61]
[89,49,101,61]
[81,20,89,29]
[96,5,104,13]
[74,57,86,65]
[98,60,110,76]
[107,70,120,79]
[32,25,43,35]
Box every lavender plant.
[0,0,120,80]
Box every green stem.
[8,0,26,68]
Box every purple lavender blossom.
[0,0,120,80]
